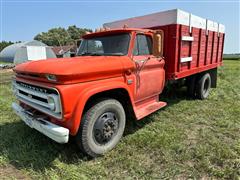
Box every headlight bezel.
[47,94,61,113]
[47,96,56,111]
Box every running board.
[135,98,167,120]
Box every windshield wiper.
[79,52,96,56]
[103,53,124,56]
[79,52,124,56]
[79,52,103,56]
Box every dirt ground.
[0,165,30,180]
[0,69,14,84]
[0,69,13,74]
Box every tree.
[67,25,92,41]
[34,27,71,46]
[34,25,92,46]
[0,41,14,52]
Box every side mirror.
[153,30,164,57]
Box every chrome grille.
[13,81,62,119]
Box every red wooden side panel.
[192,27,202,69]
[152,24,225,80]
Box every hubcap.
[93,112,119,144]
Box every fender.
[66,81,136,135]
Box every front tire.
[76,99,126,157]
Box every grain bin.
[0,40,56,64]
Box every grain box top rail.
[103,9,225,33]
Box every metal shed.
[0,40,56,64]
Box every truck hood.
[14,56,129,84]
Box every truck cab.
[12,28,167,157]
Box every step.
[135,100,167,120]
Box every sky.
[0,0,239,53]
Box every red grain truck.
[12,9,225,157]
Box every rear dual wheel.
[196,73,211,99]
[76,99,126,158]
[187,72,212,99]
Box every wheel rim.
[203,78,210,95]
[93,112,119,145]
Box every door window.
[133,34,153,55]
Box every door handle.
[136,57,151,63]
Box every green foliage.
[34,25,92,46]
[0,41,14,52]
[223,53,240,60]
[67,25,92,41]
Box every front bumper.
[12,102,69,143]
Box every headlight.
[47,94,61,113]
[47,96,56,111]
[46,74,57,82]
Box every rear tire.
[196,73,211,99]
[76,99,126,157]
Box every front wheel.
[76,99,126,157]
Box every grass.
[0,60,239,179]
[0,61,13,65]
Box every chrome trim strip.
[16,93,51,109]
[14,82,48,99]
[17,96,62,119]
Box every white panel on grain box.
[181,57,192,63]
[182,36,194,41]
[191,14,206,30]
[219,24,225,33]
[27,46,47,61]
[207,20,218,32]
[103,9,225,34]
[176,9,189,26]
[103,9,179,29]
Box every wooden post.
[220,34,225,62]
[210,31,215,64]
[216,34,220,63]
[188,27,193,70]
[204,31,209,65]
[178,25,182,72]
[197,28,202,67]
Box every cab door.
[132,33,165,102]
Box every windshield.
[77,33,130,56]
